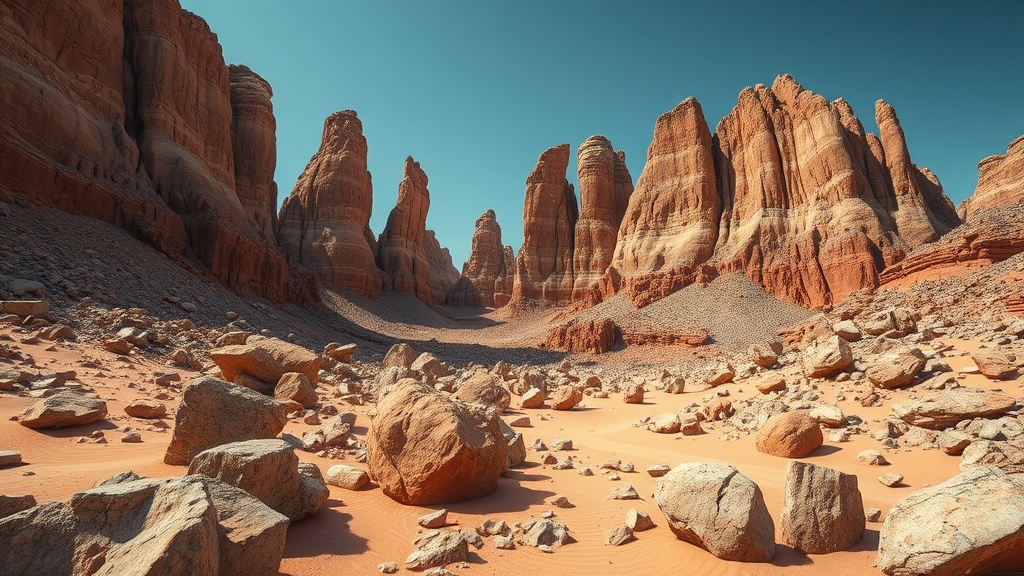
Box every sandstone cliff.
[277,110,382,298]
[447,210,515,308]
[510,144,579,305]
[0,0,302,302]
[376,157,433,302]
[573,136,634,303]
[606,74,961,309]
[424,230,461,305]
[958,134,1024,221]
[229,64,278,242]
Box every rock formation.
[880,133,1024,288]
[0,0,302,302]
[606,98,720,307]
[447,210,515,307]
[573,136,633,302]
[229,64,278,241]
[606,75,961,309]
[424,231,461,305]
[959,134,1024,220]
[376,157,433,302]
[511,144,579,305]
[277,110,382,298]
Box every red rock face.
[608,75,961,309]
[377,157,433,303]
[959,134,1024,221]
[511,144,579,305]
[229,64,278,242]
[544,319,617,354]
[423,230,460,306]
[277,110,382,298]
[447,210,516,307]
[0,0,187,255]
[0,0,300,302]
[573,137,634,302]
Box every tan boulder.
[366,380,507,505]
[780,461,865,553]
[802,335,853,378]
[877,466,1024,576]
[19,390,107,428]
[325,464,370,491]
[383,343,417,370]
[755,411,823,458]
[125,399,167,419]
[623,383,644,404]
[866,346,927,389]
[164,376,287,466]
[520,388,545,409]
[210,337,321,385]
[971,352,1019,380]
[654,462,775,562]
[454,370,511,413]
[188,439,327,521]
[549,386,582,411]
[323,342,357,363]
[892,389,1017,430]
[274,372,318,408]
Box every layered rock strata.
[447,210,515,307]
[606,74,960,309]
[958,134,1024,221]
[377,157,433,302]
[277,110,382,298]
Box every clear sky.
[181,0,1023,269]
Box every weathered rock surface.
[891,389,1017,430]
[959,439,1024,475]
[511,144,578,305]
[125,399,167,419]
[655,462,775,562]
[877,466,1024,576]
[802,335,853,378]
[454,371,511,413]
[867,346,927,389]
[0,474,288,576]
[423,230,461,305]
[0,494,35,519]
[367,380,507,505]
[274,372,318,408]
[606,75,959,309]
[377,157,434,302]
[229,64,278,242]
[405,530,468,571]
[164,376,287,465]
[780,461,864,553]
[277,110,381,297]
[544,319,617,354]
[447,210,515,307]
[573,136,633,302]
[188,439,326,521]
[959,134,1024,221]
[210,336,322,384]
[755,410,823,458]
[19,390,107,428]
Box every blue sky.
[181,0,1023,269]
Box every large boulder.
[405,529,469,571]
[802,335,853,378]
[454,371,511,413]
[971,352,1019,380]
[877,466,1024,576]
[274,372,318,408]
[780,461,865,553]
[549,385,582,411]
[209,337,322,384]
[187,439,327,521]
[18,390,107,428]
[891,389,1018,430]
[0,475,287,576]
[367,380,507,505]
[755,410,823,458]
[164,376,288,465]
[959,439,1024,475]
[654,462,775,562]
[866,346,927,389]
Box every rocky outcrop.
[877,466,1024,576]
[958,134,1024,221]
[544,319,617,354]
[511,144,578,305]
[573,136,633,302]
[880,133,1024,287]
[277,110,381,298]
[447,210,515,307]
[606,75,960,309]
[229,64,278,242]
[606,98,720,307]
[0,0,301,302]
[424,230,460,305]
[377,157,433,302]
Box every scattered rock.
[892,389,1017,429]
[878,473,904,487]
[857,449,889,466]
[971,352,1019,380]
[0,451,23,468]
[523,519,570,548]
[780,461,865,553]
[325,465,370,491]
[654,462,775,562]
[604,525,634,546]
[274,372,318,408]
[755,410,823,458]
[520,388,545,409]
[622,383,644,404]
[609,485,639,500]
[125,399,167,419]
[802,335,853,378]
[646,464,671,477]
[210,337,322,385]
[18,390,107,428]
[405,530,468,571]
[418,509,448,529]
[625,508,656,532]
[454,371,511,412]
